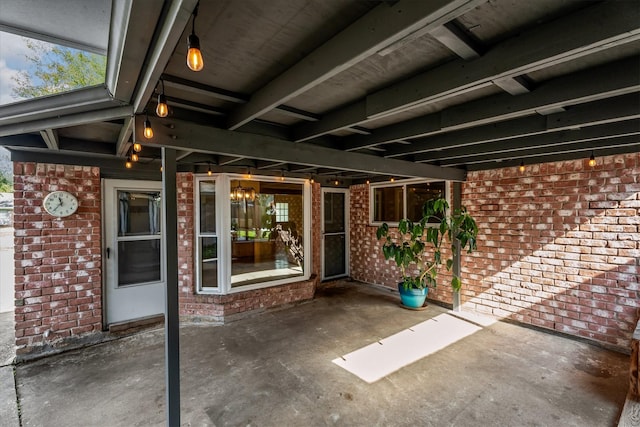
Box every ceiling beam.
[162,75,322,122]
[296,1,640,142]
[429,21,482,60]
[342,56,640,151]
[366,1,640,118]
[116,115,134,156]
[227,0,487,130]
[162,74,249,104]
[0,106,133,138]
[132,0,199,113]
[452,135,640,168]
[492,76,533,95]
[39,129,59,150]
[386,94,640,158]
[465,143,640,171]
[418,120,640,163]
[135,119,466,181]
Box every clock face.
[43,191,79,217]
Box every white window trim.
[369,178,450,226]
[196,173,311,295]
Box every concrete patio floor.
[7,281,631,426]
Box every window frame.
[195,173,311,295]
[369,178,449,226]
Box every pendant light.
[207,163,213,176]
[518,161,525,173]
[143,113,154,139]
[125,155,133,169]
[588,151,596,167]
[186,3,204,72]
[156,80,168,117]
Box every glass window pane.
[200,237,218,288]
[118,191,161,236]
[324,192,345,233]
[199,181,216,233]
[231,180,304,287]
[407,181,446,222]
[118,240,161,286]
[373,186,402,222]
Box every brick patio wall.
[350,153,640,349]
[350,182,456,305]
[176,174,319,322]
[13,163,102,357]
[12,168,319,357]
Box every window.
[371,179,446,224]
[196,175,310,294]
[275,202,289,222]
[197,181,218,289]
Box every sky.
[0,31,30,105]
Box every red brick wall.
[351,154,640,349]
[349,183,455,304]
[13,163,102,357]
[462,154,639,349]
[177,174,319,321]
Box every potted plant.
[376,197,478,308]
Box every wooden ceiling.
[0,0,638,184]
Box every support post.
[452,182,462,312]
[162,147,180,426]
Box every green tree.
[0,172,12,192]
[12,40,106,99]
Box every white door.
[104,179,165,325]
[321,189,349,280]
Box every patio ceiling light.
[133,142,142,153]
[518,161,525,173]
[207,163,212,176]
[186,3,204,72]
[156,80,168,118]
[143,113,154,139]
[125,154,132,169]
[588,151,596,167]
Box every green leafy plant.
[376,198,478,291]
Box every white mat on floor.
[332,313,482,383]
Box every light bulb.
[588,153,596,167]
[187,34,204,72]
[125,157,132,169]
[143,119,153,139]
[518,161,525,173]
[156,93,168,118]
[133,142,142,152]
[131,153,139,162]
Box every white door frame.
[321,188,349,281]
[102,179,165,326]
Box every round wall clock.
[43,191,79,217]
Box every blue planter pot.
[398,283,428,308]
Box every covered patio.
[8,281,630,426]
[0,0,638,425]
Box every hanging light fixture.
[143,113,154,139]
[207,163,213,176]
[186,3,204,72]
[131,152,139,162]
[133,142,142,152]
[390,177,395,183]
[156,80,168,117]
[588,151,596,167]
[518,161,525,173]
[125,155,133,169]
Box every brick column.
[13,163,102,358]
